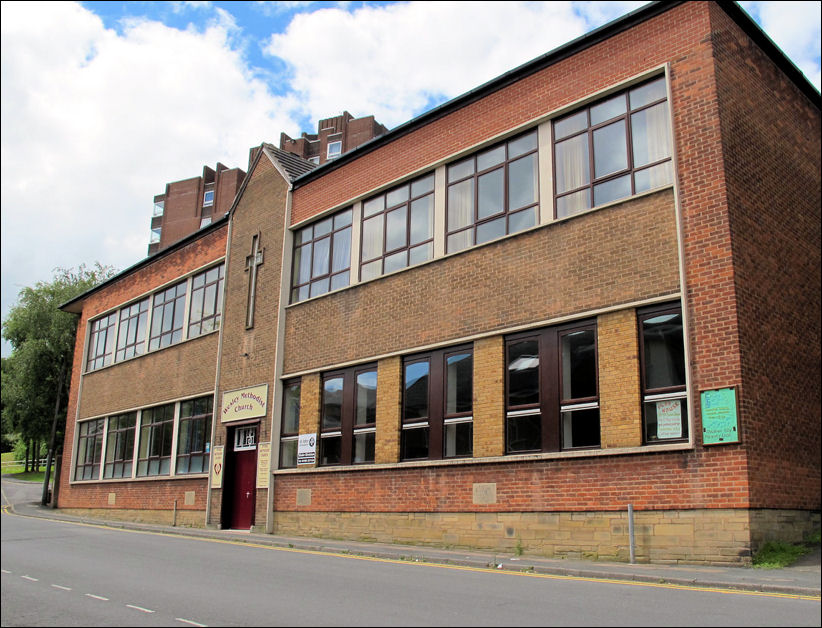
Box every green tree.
[1,264,116,496]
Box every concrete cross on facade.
[245,233,264,329]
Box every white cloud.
[0,1,297,339]
[266,1,649,128]
[741,1,821,89]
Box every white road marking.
[126,604,155,613]
[1,569,11,574]
[176,618,207,626]
[21,575,38,581]
[85,593,109,601]
[51,584,72,591]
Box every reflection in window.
[402,346,473,461]
[553,76,672,218]
[87,312,117,372]
[74,418,105,480]
[361,174,435,281]
[447,131,538,253]
[188,264,225,338]
[639,305,688,443]
[506,322,600,454]
[291,208,352,303]
[280,380,301,469]
[104,412,136,479]
[149,281,187,350]
[320,366,376,466]
[137,404,175,477]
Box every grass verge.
[753,534,819,569]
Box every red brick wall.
[59,225,227,510]
[274,447,750,513]
[710,5,821,510]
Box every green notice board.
[701,387,739,445]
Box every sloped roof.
[264,144,317,181]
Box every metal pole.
[173,500,178,527]
[628,504,636,564]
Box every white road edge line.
[176,618,207,626]
[126,604,156,613]
[51,584,72,591]
[85,593,109,601]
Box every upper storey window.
[447,130,539,253]
[203,189,214,207]
[327,141,342,159]
[291,208,352,302]
[86,313,117,371]
[361,173,435,281]
[553,76,672,218]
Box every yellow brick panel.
[376,356,402,464]
[597,309,642,448]
[473,335,505,458]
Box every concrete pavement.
[3,476,819,599]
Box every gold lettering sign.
[220,384,268,423]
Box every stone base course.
[273,508,820,565]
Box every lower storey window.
[320,365,377,465]
[74,418,105,481]
[73,395,213,482]
[639,303,688,443]
[401,345,473,461]
[506,321,599,453]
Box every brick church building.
[57,1,820,565]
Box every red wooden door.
[228,430,257,530]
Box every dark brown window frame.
[279,378,302,469]
[136,403,175,477]
[74,418,105,481]
[291,207,353,303]
[446,130,539,254]
[320,364,378,466]
[115,299,149,363]
[188,263,225,339]
[86,312,117,372]
[638,302,688,444]
[103,411,136,479]
[552,75,672,218]
[505,320,600,454]
[175,396,213,475]
[401,344,474,461]
[360,172,435,280]
[148,281,187,351]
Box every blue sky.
[1,1,820,357]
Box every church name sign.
[220,384,268,423]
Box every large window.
[103,412,136,479]
[188,264,225,338]
[447,131,539,253]
[506,322,599,453]
[320,365,377,466]
[86,313,117,372]
[149,281,187,350]
[136,403,175,477]
[639,304,687,443]
[291,208,352,303]
[175,396,212,474]
[361,173,435,281]
[74,418,105,481]
[115,299,149,362]
[279,379,301,469]
[402,345,473,461]
[553,76,672,218]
